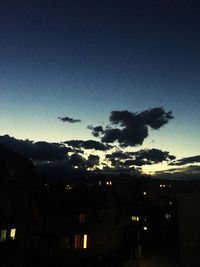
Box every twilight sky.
[0,1,200,178]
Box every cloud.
[35,159,88,179]
[87,125,104,137]
[106,148,175,168]
[133,148,176,163]
[0,135,71,161]
[65,139,111,151]
[89,107,173,147]
[87,154,100,168]
[169,155,200,166]
[154,165,200,180]
[0,135,103,178]
[58,116,81,123]
[70,153,100,169]
[70,153,86,167]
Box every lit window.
[83,235,87,249]
[143,226,148,231]
[169,201,172,205]
[164,214,171,219]
[79,214,87,223]
[143,191,147,195]
[98,181,102,186]
[74,234,89,249]
[66,184,73,190]
[10,229,16,240]
[0,230,7,242]
[132,216,139,222]
[106,180,112,186]
[160,184,163,188]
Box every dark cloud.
[134,148,176,163]
[90,107,173,147]
[0,135,100,178]
[154,165,200,180]
[58,116,81,123]
[169,155,200,166]
[123,159,147,167]
[65,139,110,151]
[0,135,71,161]
[106,148,175,168]
[106,151,129,160]
[35,159,88,179]
[87,154,100,168]
[87,125,104,137]
[70,153,100,169]
[70,153,86,167]
[100,165,140,176]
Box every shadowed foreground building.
[177,191,200,267]
[28,181,137,267]
[0,144,35,267]
[1,144,200,267]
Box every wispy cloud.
[58,116,81,123]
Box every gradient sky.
[0,1,200,174]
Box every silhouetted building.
[0,144,35,267]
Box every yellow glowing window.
[74,234,89,249]
[160,184,163,187]
[143,226,148,231]
[10,229,16,240]
[132,216,139,221]
[83,234,87,249]
[0,230,7,241]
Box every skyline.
[0,1,200,177]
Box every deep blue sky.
[0,0,200,169]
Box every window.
[66,184,73,190]
[143,226,148,231]
[106,180,112,186]
[61,236,71,249]
[74,234,89,249]
[9,169,15,178]
[0,230,7,242]
[79,213,87,223]
[164,214,171,219]
[10,229,16,240]
[132,216,139,222]
[143,191,147,195]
